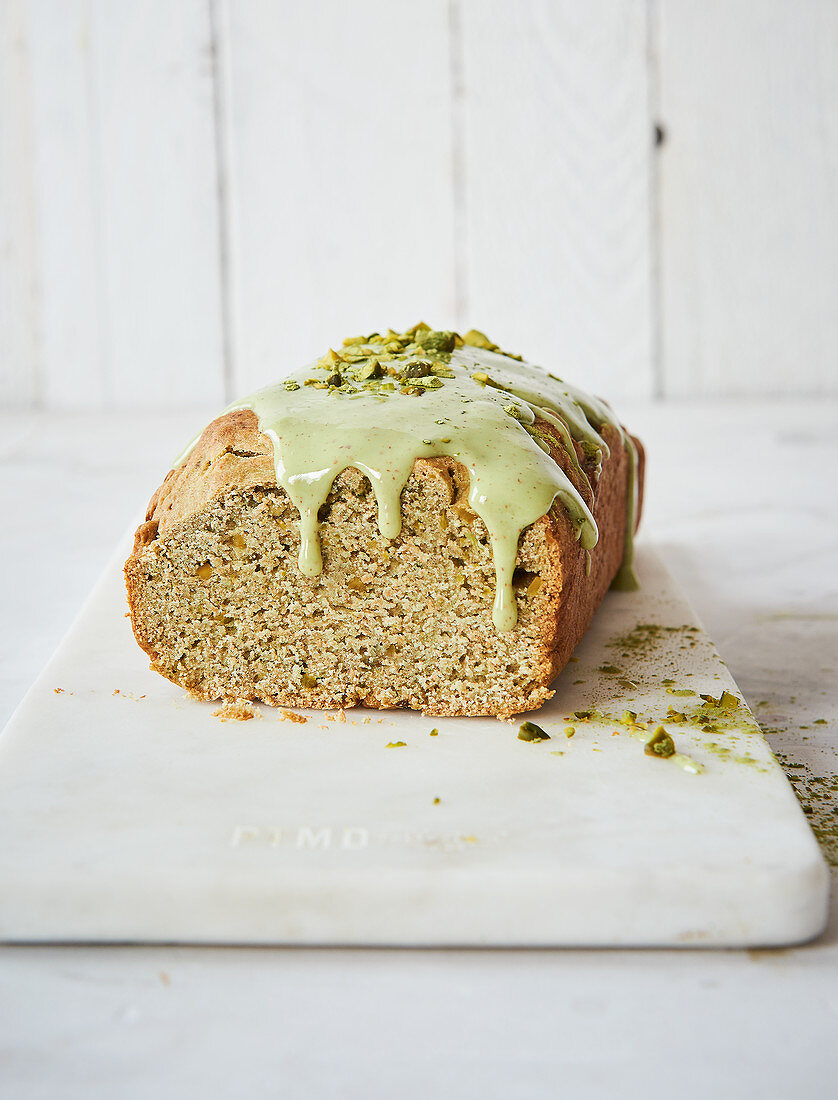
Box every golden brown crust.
[125,408,643,716]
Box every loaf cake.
[125,325,644,716]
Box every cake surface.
[125,326,644,716]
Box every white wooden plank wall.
[0,0,39,405]
[14,0,224,408]
[658,0,838,397]
[91,0,224,407]
[2,0,838,408]
[460,0,654,400]
[217,0,458,394]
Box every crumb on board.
[212,701,259,722]
[337,708,347,723]
[53,688,65,694]
[278,708,307,724]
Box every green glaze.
[174,328,640,631]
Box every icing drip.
[174,328,639,630]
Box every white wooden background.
[2,0,837,409]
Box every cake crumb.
[53,688,65,695]
[213,701,259,722]
[337,708,347,723]
[278,708,307,724]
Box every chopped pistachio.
[386,741,407,748]
[645,727,676,758]
[462,329,499,351]
[564,726,576,738]
[518,721,550,742]
[429,728,439,737]
[356,358,384,380]
[471,371,489,386]
[283,380,300,391]
[402,360,432,378]
[415,329,455,353]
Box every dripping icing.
[174,328,639,630]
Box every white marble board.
[0,540,828,947]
